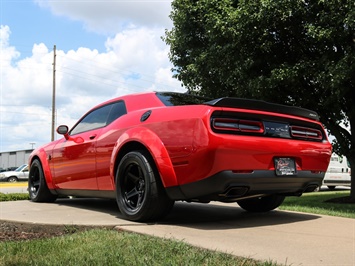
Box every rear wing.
[205,98,319,121]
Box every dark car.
[28,92,332,222]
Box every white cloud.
[0,25,20,62]
[34,0,173,34]
[104,27,173,84]
[5,44,53,106]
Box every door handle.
[89,134,97,140]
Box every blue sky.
[2,0,107,55]
[0,0,183,153]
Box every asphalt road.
[0,186,354,265]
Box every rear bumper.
[323,180,351,187]
[166,170,325,201]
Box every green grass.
[280,190,355,218]
[0,193,29,201]
[0,229,276,266]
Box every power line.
[56,52,181,91]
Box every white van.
[323,154,351,189]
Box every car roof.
[91,92,165,113]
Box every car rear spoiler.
[205,98,320,121]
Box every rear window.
[156,92,211,106]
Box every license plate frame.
[274,157,296,176]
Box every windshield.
[15,164,27,172]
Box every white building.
[0,149,33,170]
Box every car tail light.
[211,111,325,142]
[212,118,264,134]
[290,126,323,141]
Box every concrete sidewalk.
[1,198,354,265]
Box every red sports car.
[28,92,332,221]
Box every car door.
[51,104,114,190]
[95,101,127,190]
[20,165,29,181]
[13,165,29,181]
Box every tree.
[164,0,355,200]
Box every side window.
[331,157,338,162]
[70,104,113,135]
[70,101,127,135]
[107,101,127,125]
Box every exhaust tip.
[304,185,319,192]
[222,187,249,198]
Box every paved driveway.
[1,198,354,265]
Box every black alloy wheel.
[28,159,57,202]
[116,150,174,222]
[123,162,146,211]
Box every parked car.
[28,91,332,222]
[323,154,351,189]
[0,164,29,182]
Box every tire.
[237,195,285,212]
[116,150,174,222]
[28,159,57,202]
[7,176,18,183]
[327,186,336,190]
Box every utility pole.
[51,45,56,141]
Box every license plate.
[274,157,296,176]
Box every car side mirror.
[57,125,69,134]
[56,125,69,140]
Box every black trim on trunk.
[205,98,319,121]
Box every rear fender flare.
[111,127,178,187]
